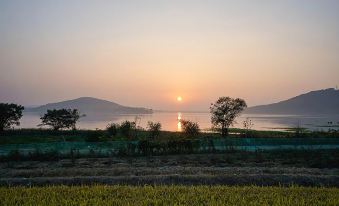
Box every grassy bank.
[1,129,339,166]
[0,185,338,206]
[1,128,339,145]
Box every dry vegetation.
[1,152,339,186]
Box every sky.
[1,0,339,111]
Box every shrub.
[243,118,254,137]
[181,120,200,137]
[119,121,136,138]
[147,121,161,139]
[106,123,119,137]
[85,130,106,142]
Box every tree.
[0,103,24,132]
[181,119,200,137]
[39,109,83,130]
[210,97,247,136]
[147,121,161,139]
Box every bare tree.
[243,117,254,137]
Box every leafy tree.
[181,119,200,137]
[0,103,24,132]
[210,97,247,136]
[147,121,161,139]
[39,109,83,130]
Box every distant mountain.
[25,97,153,116]
[245,88,339,115]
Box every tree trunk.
[221,124,228,137]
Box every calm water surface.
[19,112,339,132]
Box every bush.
[85,130,106,142]
[106,123,119,137]
[119,121,136,138]
[181,120,200,137]
[147,121,161,139]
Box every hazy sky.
[1,0,338,111]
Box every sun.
[177,96,182,102]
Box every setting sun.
[177,96,182,102]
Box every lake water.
[18,112,339,132]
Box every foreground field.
[1,185,338,206]
[1,151,339,186]
[1,130,339,187]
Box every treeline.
[0,104,83,131]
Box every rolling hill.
[245,88,339,115]
[25,97,153,116]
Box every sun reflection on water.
[177,112,182,132]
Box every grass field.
[0,185,338,206]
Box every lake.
[18,112,339,132]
